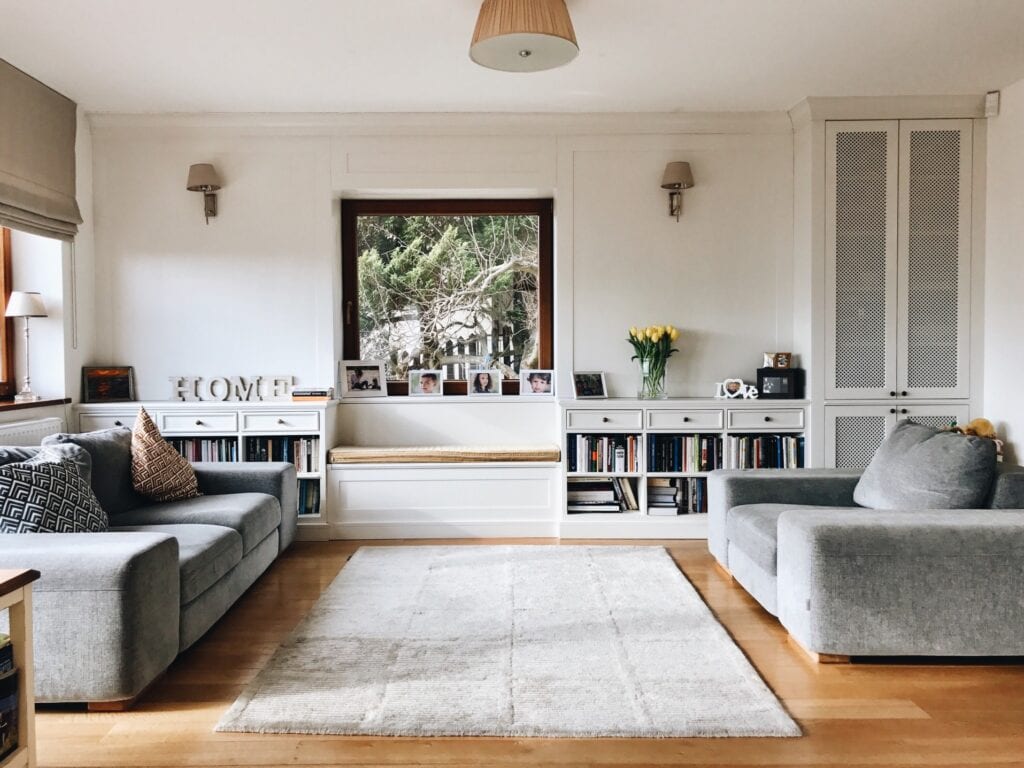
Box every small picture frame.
[468,369,502,397]
[82,366,136,403]
[572,371,607,399]
[409,369,444,397]
[340,360,387,398]
[519,369,554,397]
[762,352,793,369]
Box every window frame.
[0,229,15,400]
[340,199,554,396]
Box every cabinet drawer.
[159,412,238,433]
[242,411,320,432]
[728,409,804,431]
[646,409,724,430]
[80,413,136,432]
[566,409,642,430]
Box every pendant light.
[470,0,579,73]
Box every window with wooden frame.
[341,200,554,395]
[0,229,15,400]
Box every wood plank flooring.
[35,539,1024,768]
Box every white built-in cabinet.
[824,118,973,466]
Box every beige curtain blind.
[0,58,82,240]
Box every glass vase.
[637,358,668,400]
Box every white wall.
[89,113,798,445]
[984,77,1024,463]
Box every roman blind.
[0,58,82,240]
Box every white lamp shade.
[470,0,579,72]
[5,291,47,318]
[186,163,221,192]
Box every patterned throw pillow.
[0,453,109,533]
[131,407,200,502]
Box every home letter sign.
[169,375,294,402]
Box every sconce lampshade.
[470,0,579,73]
[5,291,47,318]
[661,162,695,191]
[186,163,221,192]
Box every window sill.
[0,397,71,413]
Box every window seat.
[328,444,561,465]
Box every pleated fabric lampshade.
[470,0,579,72]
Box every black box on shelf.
[756,367,804,399]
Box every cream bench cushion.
[328,444,561,465]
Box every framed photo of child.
[340,360,387,398]
[467,369,502,397]
[409,369,443,397]
[519,369,554,396]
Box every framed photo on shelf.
[572,371,607,399]
[519,369,554,396]
[82,366,136,403]
[468,369,502,397]
[340,360,387,398]
[409,369,443,397]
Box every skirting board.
[330,520,559,540]
[560,515,709,540]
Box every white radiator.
[0,417,64,446]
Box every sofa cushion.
[0,444,92,486]
[112,492,281,555]
[131,408,200,502]
[854,420,998,510]
[727,503,862,575]
[43,428,147,515]
[0,454,108,533]
[112,523,243,604]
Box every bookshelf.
[76,401,337,540]
[560,399,810,539]
[0,569,39,768]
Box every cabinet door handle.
[764,416,772,422]
[113,420,122,427]
[900,408,908,415]
[890,391,897,397]
[890,408,897,414]
[901,391,908,397]
[601,416,610,423]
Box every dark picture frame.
[82,366,136,403]
[756,367,804,399]
[572,371,607,399]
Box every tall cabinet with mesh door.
[824,119,973,468]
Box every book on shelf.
[644,477,709,514]
[297,478,321,516]
[291,387,334,401]
[567,434,640,473]
[567,503,622,514]
[567,476,639,512]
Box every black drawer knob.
[900,408,908,415]
[114,420,122,427]
[682,416,690,422]
[890,408,897,414]
[195,419,204,426]
[890,391,897,397]
[601,416,610,423]
[764,416,772,422]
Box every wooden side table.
[0,569,39,768]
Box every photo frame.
[82,366,136,403]
[519,369,554,397]
[340,360,387,398]
[572,371,607,399]
[467,369,502,397]
[714,378,758,399]
[757,367,804,399]
[409,369,444,397]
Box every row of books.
[722,434,805,469]
[0,635,16,760]
[567,434,641,473]
[245,437,321,473]
[298,478,321,516]
[292,387,333,402]
[168,437,239,463]
[566,477,639,514]
[647,477,708,515]
[647,433,805,472]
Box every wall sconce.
[186,163,222,224]
[661,162,695,221]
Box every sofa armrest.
[192,462,298,551]
[777,509,1024,656]
[707,469,863,565]
[0,532,180,703]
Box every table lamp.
[5,291,47,402]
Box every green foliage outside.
[356,214,540,379]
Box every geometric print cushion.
[0,456,109,533]
[131,407,200,502]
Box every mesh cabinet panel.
[906,129,961,389]
[834,415,888,469]
[833,131,890,391]
[903,415,959,431]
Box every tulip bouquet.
[627,325,680,399]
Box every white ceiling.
[1,0,1023,113]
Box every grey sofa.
[708,465,1024,658]
[0,431,297,705]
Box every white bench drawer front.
[727,409,805,431]
[80,413,136,432]
[566,409,642,430]
[159,412,238,433]
[242,411,320,432]
[646,409,724,430]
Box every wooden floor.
[36,539,1024,768]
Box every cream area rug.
[216,546,800,738]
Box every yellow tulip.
[669,327,680,341]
